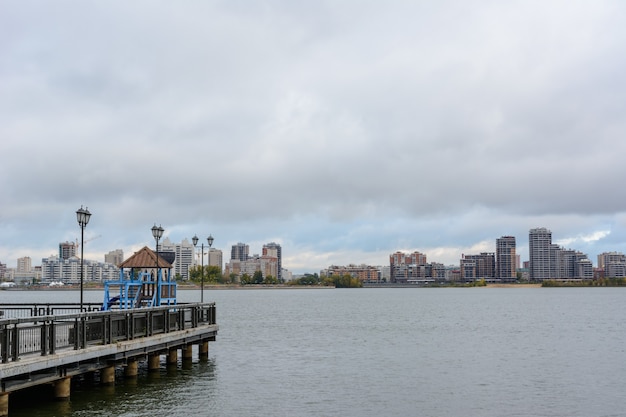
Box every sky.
[2,1,626,274]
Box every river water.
[2,287,626,417]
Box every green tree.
[252,270,264,284]
[323,273,362,288]
[205,265,221,283]
[263,275,278,284]
[188,265,202,282]
[240,273,252,285]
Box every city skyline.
[1,227,621,276]
[3,2,626,274]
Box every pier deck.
[0,303,218,416]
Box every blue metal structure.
[103,246,177,310]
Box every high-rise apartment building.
[231,243,249,261]
[460,253,495,280]
[496,236,516,282]
[17,256,32,273]
[597,252,626,278]
[104,249,124,266]
[529,227,592,280]
[224,242,281,281]
[263,242,282,281]
[59,241,77,260]
[529,227,552,281]
[208,248,223,272]
[161,238,194,281]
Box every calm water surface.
[2,287,625,417]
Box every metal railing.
[0,303,103,319]
[0,303,216,364]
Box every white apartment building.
[161,238,195,281]
[17,256,32,273]
[41,255,119,283]
[529,227,592,280]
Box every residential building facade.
[529,227,592,280]
[323,264,381,283]
[496,236,516,282]
[59,241,77,260]
[529,227,553,280]
[104,249,124,266]
[161,238,194,281]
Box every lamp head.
[76,206,91,227]
[151,224,164,240]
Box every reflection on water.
[9,358,217,417]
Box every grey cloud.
[2,1,626,271]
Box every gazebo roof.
[118,246,173,269]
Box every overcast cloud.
[2,1,626,273]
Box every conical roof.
[118,246,173,269]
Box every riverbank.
[486,283,542,288]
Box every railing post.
[81,316,87,349]
[102,315,110,345]
[178,309,185,330]
[41,321,48,356]
[50,321,56,355]
[74,318,79,350]
[11,325,19,361]
[127,312,133,340]
[1,326,8,363]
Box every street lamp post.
[193,234,214,304]
[76,206,92,312]
[151,224,164,299]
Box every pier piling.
[0,393,8,417]
[148,354,161,372]
[53,377,71,400]
[182,345,193,362]
[101,366,115,385]
[167,348,178,365]
[199,341,209,360]
[124,360,139,378]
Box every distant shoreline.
[0,283,544,291]
[486,283,542,288]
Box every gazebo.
[103,246,177,310]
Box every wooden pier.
[0,303,218,416]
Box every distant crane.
[75,235,102,249]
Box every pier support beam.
[199,341,209,360]
[148,353,161,371]
[167,348,178,366]
[101,365,115,385]
[124,360,138,378]
[0,393,9,417]
[53,377,71,400]
[182,345,193,362]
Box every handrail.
[0,303,217,364]
[0,303,103,319]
